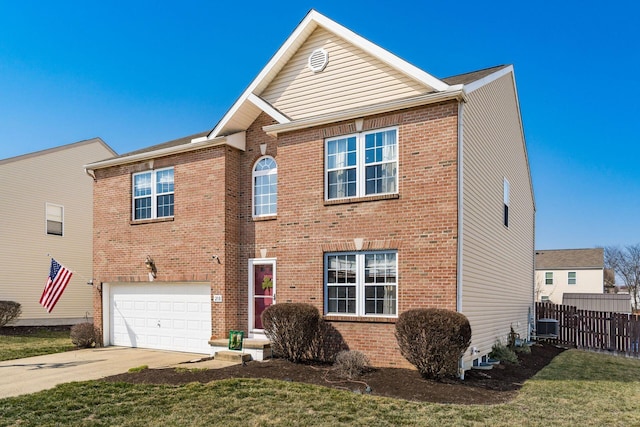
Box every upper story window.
[325,128,397,200]
[568,271,577,285]
[503,178,510,227]
[132,167,174,220]
[545,272,553,285]
[325,251,397,317]
[46,203,63,236]
[253,156,277,217]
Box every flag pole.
[46,253,94,285]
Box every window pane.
[327,285,356,314]
[157,194,174,217]
[134,173,152,197]
[328,168,356,199]
[156,169,174,194]
[135,197,152,219]
[47,220,63,236]
[365,285,396,315]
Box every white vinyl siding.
[261,27,430,120]
[460,73,534,369]
[535,269,604,304]
[0,139,114,324]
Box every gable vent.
[308,48,328,73]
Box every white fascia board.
[310,11,449,92]
[84,135,230,171]
[463,65,514,94]
[210,12,319,139]
[247,93,290,124]
[263,87,465,136]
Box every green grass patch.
[128,365,149,373]
[0,330,74,361]
[0,349,639,426]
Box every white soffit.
[209,9,449,139]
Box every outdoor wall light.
[145,255,157,279]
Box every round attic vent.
[308,48,328,72]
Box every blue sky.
[1,1,638,250]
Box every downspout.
[456,100,465,379]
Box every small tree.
[605,245,640,311]
[395,308,471,380]
[0,301,22,328]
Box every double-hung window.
[46,203,63,236]
[325,251,397,316]
[132,167,174,220]
[545,272,553,285]
[326,127,397,200]
[568,271,576,285]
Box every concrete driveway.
[0,346,237,398]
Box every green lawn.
[0,349,639,426]
[0,330,75,361]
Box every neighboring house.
[85,10,534,371]
[562,293,631,313]
[0,138,116,325]
[535,248,605,304]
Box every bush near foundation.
[0,301,22,328]
[333,350,370,379]
[262,303,320,363]
[70,322,97,348]
[395,308,472,380]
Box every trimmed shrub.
[261,303,320,363]
[70,322,97,348]
[0,301,22,327]
[395,308,472,380]
[333,350,370,379]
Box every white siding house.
[0,139,115,325]
[535,248,605,304]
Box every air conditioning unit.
[536,318,559,336]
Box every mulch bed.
[102,343,565,404]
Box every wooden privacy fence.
[535,302,640,357]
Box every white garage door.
[109,283,211,354]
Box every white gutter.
[263,86,466,136]
[84,132,245,172]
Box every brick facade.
[92,101,460,368]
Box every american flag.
[40,258,73,313]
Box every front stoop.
[209,338,272,362]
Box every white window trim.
[252,156,277,218]
[45,202,64,236]
[545,271,553,285]
[568,271,577,285]
[325,126,399,201]
[324,250,398,318]
[132,167,174,220]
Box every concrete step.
[209,337,272,361]
[214,351,252,363]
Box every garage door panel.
[110,283,211,354]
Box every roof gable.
[204,9,450,140]
[260,26,432,121]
